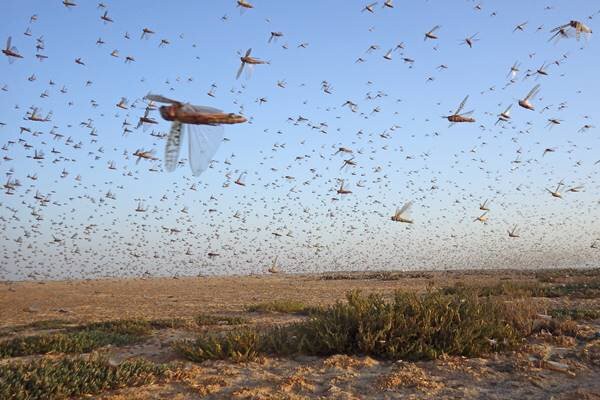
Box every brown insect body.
[240,55,268,65]
[159,104,246,125]
[447,115,475,123]
[518,100,534,110]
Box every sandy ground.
[0,270,546,325]
[1,269,600,399]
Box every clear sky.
[1,0,599,280]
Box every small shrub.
[277,290,532,360]
[0,355,168,400]
[175,328,261,362]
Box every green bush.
[178,289,536,363]
[0,355,167,400]
[175,328,261,362]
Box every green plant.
[0,355,168,400]
[178,289,537,363]
[175,328,261,362]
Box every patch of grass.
[245,299,321,315]
[0,330,145,359]
[442,279,600,299]
[178,289,538,363]
[0,355,168,400]
[550,308,600,321]
[0,319,154,359]
[195,313,248,326]
[442,281,543,298]
[538,281,600,299]
[147,318,189,329]
[536,268,600,283]
[0,319,73,338]
[175,328,261,362]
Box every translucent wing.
[245,48,252,57]
[245,63,254,79]
[398,201,413,215]
[145,93,178,104]
[6,36,11,50]
[550,23,571,33]
[187,123,224,176]
[164,121,183,172]
[187,104,223,114]
[455,95,468,114]
[236,62,245,80]
[460,110,474,117]
[526,84,540,100]
[429,25,440,34]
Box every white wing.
[398,201,413,215]
[187,123,224,176]
[164,121,183,172]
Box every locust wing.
[145,93,179,104]
[398,201,413,216]
[236,61,245,80]
[525,84,540,100]
[455,95,468,115]
[187,123,224,176]
[164,121,183,172]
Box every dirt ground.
[1,269,600,399]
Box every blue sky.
[1,1,599,280]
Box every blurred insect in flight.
[391,201,413,223]
[443,95,475,126]
[2,37,24,62]
[236,48,268,79]
[145,94,246,176]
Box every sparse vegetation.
[0,318,188,358]
[195,313,248,326]
[178,289,538,363]
[0,355,169,400]
[0,319,74,338]
[442,279,600,299]
[245,299,321,315]
[539,281,600,299]
[550,308,600,321]
[0,328,147,359]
